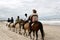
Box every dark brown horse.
[20,19,45,40]
[29,21,45,40]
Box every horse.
[18,19,30,36]
[23,22,30,36]
[14,19,25,34]
[6,22,10,27]
[20,19,45,40]
[14,22,22,34]
[7,22,15,32]
[29,21,45,40]
[17,18,45,40]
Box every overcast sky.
[0,0,60,20]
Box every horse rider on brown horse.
[23,9,38,30]
[28,9,38,30]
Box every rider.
[15,16,20,25]
[10,17,14,23]
[7,18,11,26]
[25,13,27,19]
[29,9,38,30]
[24,13,28,23]
[7,18,10,22]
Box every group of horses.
[6,18,45,40]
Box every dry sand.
[0,22,31,40]
[0,22,60,40]
[43,24,60,40]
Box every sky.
[0,0,60,20]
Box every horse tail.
[39,21,45,39]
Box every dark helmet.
[17,16,19,18]
[11,17,14,23]
[25,13,27,17]
[11,17,13,19]
[33,9,37,13]
[7,18,10,22]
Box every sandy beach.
[0,21,60,40]
[43,24,60,40]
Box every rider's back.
[29,9,38,22]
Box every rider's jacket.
[15,18,20,23]
[7,19,10,22]
[29,13,38,22]
[11,19,14,23]
[31,13,38,22]
[24,16,28,21]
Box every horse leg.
[23,29,26,36]
[26,30,28,36]
[33,31,35,40]
[19,25,20,34]
[17,28,19,33]
[19,25,21,33]
[16,28,17,33]
[9,25,11,30]
[29,30,32,39]
[40,27,45,40]
[15,28,17,33]
[10,27,11,30]
[36,31,38,40]
[13,28,15,32]
[17,28,19,34]
[19,28,22,35]
[17,28,20,34]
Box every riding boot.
[23,23,24,29]
[29,22,32,37]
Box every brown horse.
[29,21,45,40]
[15,22,22,34]
[19,19,30,36]
[20,20,45,40]
[23,22,30,36]
[14,19,25,34]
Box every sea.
[0,19,60,26]
[40,20,60,26]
